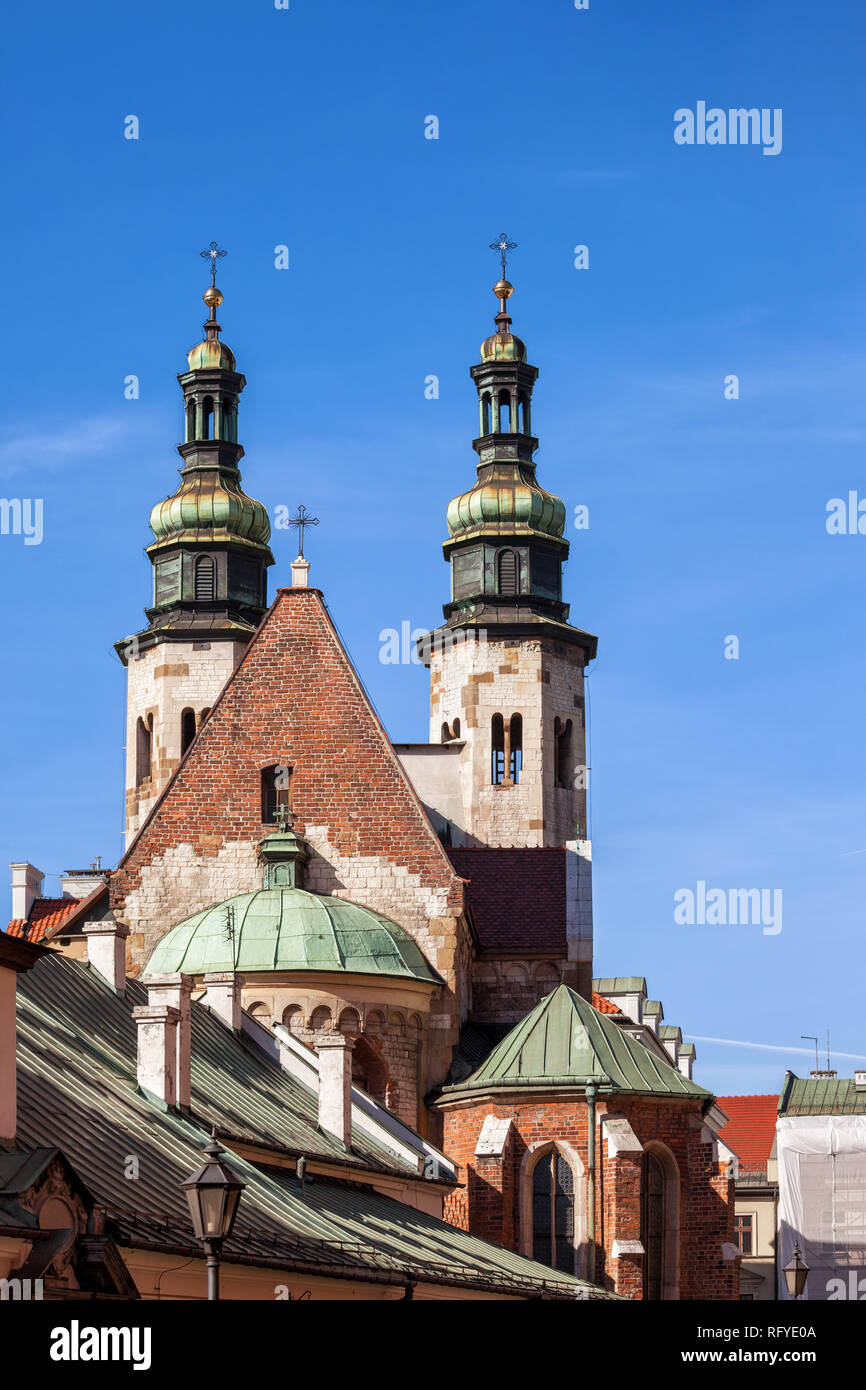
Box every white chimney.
[10,862,44,922]
[145,974,193,1109]
[132,1004,179,1106]
[316,1033,354,1148]
[0,935,47,1141]
[202,972,244,1030]
[83,919,129,992]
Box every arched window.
[261,763,292,824]
[532,1149,576,1273]
[194,555,215,602]
[642,1144,680,1299]
[498,389,511,432]
[481,394,491,434]
[221,397,233,441]
[498,548,518,595]
[135,714,152,786]
[509,714,523,783]
[554,717,573,788]
[491,713,505,785]
[180,707,196,756]
[202,395,214,440]
[518,393,531,435]
[186,399,196,442]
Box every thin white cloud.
[0,414,145,479]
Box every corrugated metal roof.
[778,1073,866,1116]
[438,985,710,1099]
[12,954,613,1298]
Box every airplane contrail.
[685,1035,866,1063]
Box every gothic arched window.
[498,549,518,596]
[194,555,215,602]
[180,707,196,756]
[532,1149,576,1273]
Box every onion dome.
[446,469,566,541]
[480,280,526,362]
[149,473,272,547]
[142,887,441,984]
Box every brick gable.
[112,588,466,995]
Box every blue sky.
[3,0,866,1095]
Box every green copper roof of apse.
[143,887,441,984]
[438,984,711,1099]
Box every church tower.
[423,252,597,849]
[116,251,274,843]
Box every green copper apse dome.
[142,888,441,983]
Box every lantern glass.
[182,1135,246,1244]
[783,1246,809,1299]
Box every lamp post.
[783,1243,809,1300]
[182,1129,246,1301]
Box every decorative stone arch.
[501,961,530,987]
[533,961,561,996]
[519,1139,588,1278]
[338,1007,361,1035]
[247,1000,271,1025]
[365,1010,385,1036]
[281,1003,304,1033]
[386,1011,405,1035]
[642,1140,681,1300]
[309,1005,332,1031]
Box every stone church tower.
[421,272,597,850]
[116,271,274,843]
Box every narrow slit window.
[510,713,523,783]
[498,549,518,595]
[180,707,196,755]
[491,714,505,785]
[135,715,152,786]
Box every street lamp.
[783,1243,809,1300]
[182,1129,246,1301]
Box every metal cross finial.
[200,240,227,287]
[274,802,290,833]
[289,504,320,558]
[490,232,517,279]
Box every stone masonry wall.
[428,635,586,847]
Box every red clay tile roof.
[717,1094,778,1170]
[592,992,620,1014]
[445,847,566,953]
[6,898,80,942]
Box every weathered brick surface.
[112,588,468,1092]
[438,1092,737,1300]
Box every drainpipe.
[586,1082,597,1284]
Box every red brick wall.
[439,1092,737,1300]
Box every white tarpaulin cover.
[776,1115,866,1300]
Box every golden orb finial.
[203,285,224,311]
[494,278,514,302]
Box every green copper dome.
[149,470,272,547]
[446,468,566,540]
[187,337,237,372]
[142,888,441,983]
